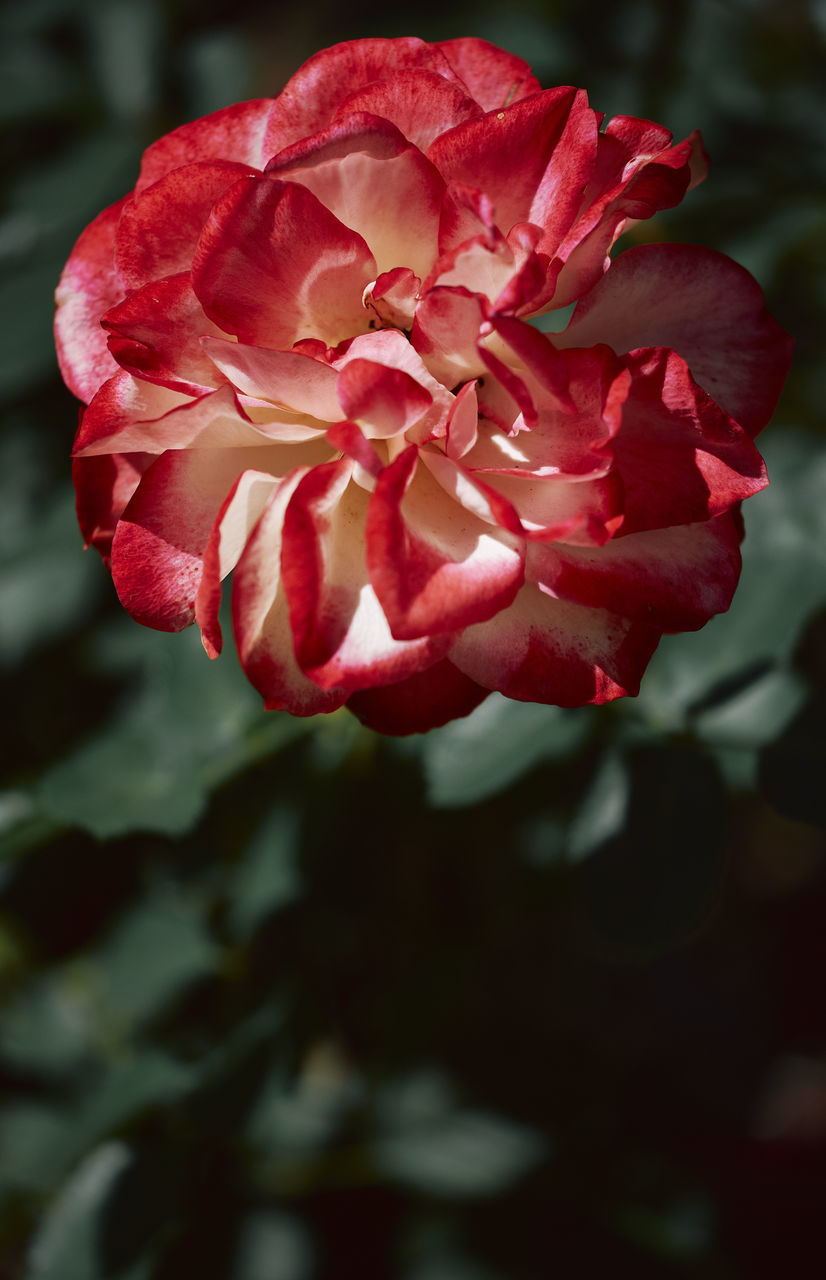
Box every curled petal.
[529,512,743,632]
[110,443,281,631]
[450,583,660,706]
[102,273,229,394]
[74,383,272,456]
[55,197,127,403]
[192,176,377,349]
[559,243,794,436]
[195,469,278,657]
[73,452,153,561]
[334,69,483,150]
[233,471,349,716]
[202,337,343,419]
[612,347,768,533]
[136,99,275,192]
[281,459,451,689]
[336,359,432,438]
[348,658,488,734]
[367,445,525,639]
[116,161,258,291]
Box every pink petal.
[110,443,282,631]
[72,452,153,561]
[332,329,455,444]
[74,382,272,456]
[266,113,444,280]
[428,87,590,244]
[559,243,793,436]
[191,176,376,348]
[201,337,343,419]
[102,273,229,394]
[333,70,483,151]
[610,347,768,533]
[233,470,349,716]
[136,99,275,193]
[116,161,258,291]
[450,583,660,706]
[55,197,127,404]
[73,371,189,454]
[281,459,451,690]
[366,445,525,639]
[528,512,743,632]
[347,658,488,734]
[436,38,542,111]
[363,267,420,330]
[260,38,463,158]
[411,286,487,386]
[195,468,278,657]
[336,359,432,438]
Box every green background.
[1,1,825,1275]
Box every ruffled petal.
[110,442,284,631]
[72,452,153,561]
[136,99,275,193]
[192,175,376,348]
[195,468,278,657]
[336,360,432,438]
[266,113,444,280]
[233,470,349,715]
[436,38,542,111]
[202,337,343,419]
[559,243,794,436]
[116,161,258,291]
[333,70,482,151]
[55,197,127,404]
[260,38,463,158]
[347,658,488,734]
[611,347,768,533]
[529,511,743,631]
[281,459,451,690]
[74,381,274,456]
[102,273,229,394]
[428,88,591,244]
[450,583,660,705]
[366,445,525,639]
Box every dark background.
[1,1,825,1276]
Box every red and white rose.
[56,37,792,734]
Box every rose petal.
[611,347,768,533]
[366,445,525,639]
[116,161,258,291]
[436,38,542,112]
[266,113,444,280]
[233,470,349,715]
[529,511,743,632]
[281,458,451,689]
[333,69,483,150]
[202,337,343,419]
[347,658,488,734]
[195,468,278,657]
[136,99,274,193]
[102,273,229,393]
[450,583,660,706]
[73,452,153,561]
[559,243,794,436]
[55,197,127,403]
[110,443,284,631]
[336,359,432,438]
[192,175,377,348]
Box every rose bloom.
[56,37,792,734]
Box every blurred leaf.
[578,743,726,954]
[23,1140,135,1280]
[231,1210,315,1280]
[227,805,302,942]
[422,694,592,808]
[37,622,311,838]
[97,878,220,1030]
[567,751,630,864]
[373,1071,547,1198]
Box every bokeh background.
[1,1,825,1276]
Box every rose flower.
[56,37,792,734]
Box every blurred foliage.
[1,0,826,1276]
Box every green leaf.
[227,805,303,942]
[23,1141,134,1280]
[422,694,592,808]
